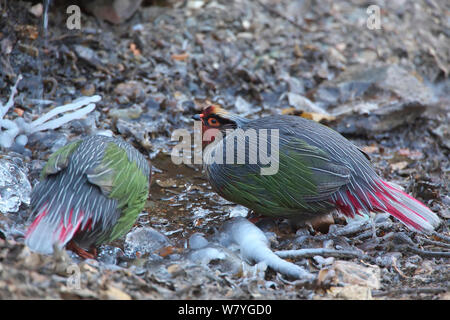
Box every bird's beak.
[192,114,201,121]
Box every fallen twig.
[431,231,450,243]
[315,220,370,240]
[352,221,393,241]
[0,74,22,118]
[372,287,447,297]
[417,236,450,249]
[393,233,450,258]
[406,246,450,258]
[353,230,374,241]
[391,256,409,279]
[276,248,367,260]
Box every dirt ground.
[0,0,448,300]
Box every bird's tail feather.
[372,181,440,233]
[334,180,440,233]
[25,205,83,255]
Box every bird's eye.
[207,118,220,127]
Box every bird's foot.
[66,240,97,259]
[247,213,263,224]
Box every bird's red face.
[192,105,236,147]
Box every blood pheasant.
[25,135,151,258]
[193,106,440,233]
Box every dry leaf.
[171,52,189,61]
[13,108,24,117]
[391,161,409,171]
[361,145,379,154]
[102,285,131,300]
[129,43,141,56]
[282,108,335,122]
[329,285,373,300]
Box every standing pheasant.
[193,106,440,233]
[25,135,151,258]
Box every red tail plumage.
[334,180,440,233]
[25,204,85,255]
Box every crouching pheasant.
[25,135,151,258]
[193,106,440,233]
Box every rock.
[109,105,143,120]
[73,45,103,69]
[115,118,153,150]
[329,285,373,300]
[60,287,98,299]
[101,285,131,300]
[17,246,43,268]
[0,154,31,213]
[97,245,125,265]
[80,84,96,96]
[124,227,171,259]
[315,65,434,109]
[188,233,209,249]
[431,123,450,150]
[27,131,68,152]
[313,65,435,135]
[391,161,409,171]
[28,3,43,18]
[81,0,143,24]
[332,101,428,135]
[330,260,381,290]
[167,264,185,277]
[187,0,205,9]
[234,96,252,114]
[113,81,146,102]
[287,92,328,114]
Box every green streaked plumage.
[201,113,365,222]
[206,133,349,219]
[25,135,151,256]
[40,140,82,180]
[96,143,149,242]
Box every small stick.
[0,74,23,118]
[372,287,447,297]
[394,233,450,258]
[391,256,409,279]
[417,236,450,249]
[276,248,367,260]
[431,231,450,243]
[406,246,450,258]
[315,220,370,240]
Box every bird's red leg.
[247,211,263,224]
[66,240,96,259]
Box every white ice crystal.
[0,75,101,148]
[0,155,32,213]
[220,217,314,279]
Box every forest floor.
[0,0,448,299]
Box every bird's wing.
[40,140,82,180]
[86,142,149,241]
[207,133,351,216]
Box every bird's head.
[192,105,238,130]
[192,105,243,147]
